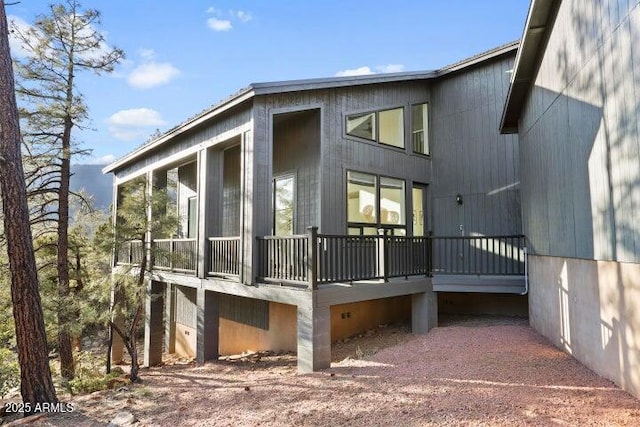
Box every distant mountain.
[70,164,113,211]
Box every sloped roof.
[104,41,518,174]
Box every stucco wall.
[528,254,640,398]
[330,296,411,342]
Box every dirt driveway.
[10,317,640,426]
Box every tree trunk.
[56,140,74,380]
[56,53,76,381]
[0,4,58,411]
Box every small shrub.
[67,351,127,394]
[0,348,20,398]
[68,371,122,394]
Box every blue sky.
[7,1,530,164]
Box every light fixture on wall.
[455,194,463,205]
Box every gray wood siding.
[519,0,640,263]
[430,54,521,236]
[222,145,241,236]
[114,105,252,180]
[255,80,432,235]
[177,162,197,237]
[273,110,321,233]
[175,285,197,328]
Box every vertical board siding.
[175,286,197,328]
[177,162,197,237]
[114,106,252,180]
[430,54,521,237]
[273,110,321,232]
[219,294,269,330]
[257,81,432,236]
[519,0,640,262]
[222,145,241,236]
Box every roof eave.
[499,0,562,134]
[104,39,522,174]
[102,88,255,174]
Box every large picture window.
[346,107,404,148]
[412,103,429,155]
[347,171,406,235]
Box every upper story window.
[346,107,404,148]
[412,103,429,155]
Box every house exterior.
[501,0,640,398]
[105,42,526,373]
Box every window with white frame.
[273,174,295,236]
[412,103,429,155]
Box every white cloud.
[335,66,374,77]
[8,15,39,58]
[376,64,405,73]
[127,61,180,89]
[206,7,253,31]
[106,108,166,141]
[138,48,156,60]
[207,18,233,32]
[9,15,118,63]
[236,10,253,22]
[335,64,406,77]
[84,154,117,165]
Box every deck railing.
[115,240,144,266]
[257,230,525,288]
[430,235,525,275]
[208,237,241,277]
[256,234,311,287]
[152,238,197,274]
[117,232,525,287]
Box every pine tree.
[98,177,177,382]
[11,0,124,380]
[0,2,58,411]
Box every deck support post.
[164,282,176,353]
[412,285,438,334]
[297,298,330,373]
[307,226,318,289]
[196,287,219,365]
[144,280,165,367]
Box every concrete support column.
[297,299,331,373]
[412,288,438,334]
[196,287,219,365]
[144,280,165,367]
[164,282,176,353]
[110,311,125,364]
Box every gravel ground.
[4,316,640,426]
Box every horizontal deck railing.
[208,237,241,277]
[152,238,197,274]
[431,235,526,275]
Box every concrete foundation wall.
[330,296,411,342]
[529,254,640,398]
[219,301,297,355]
